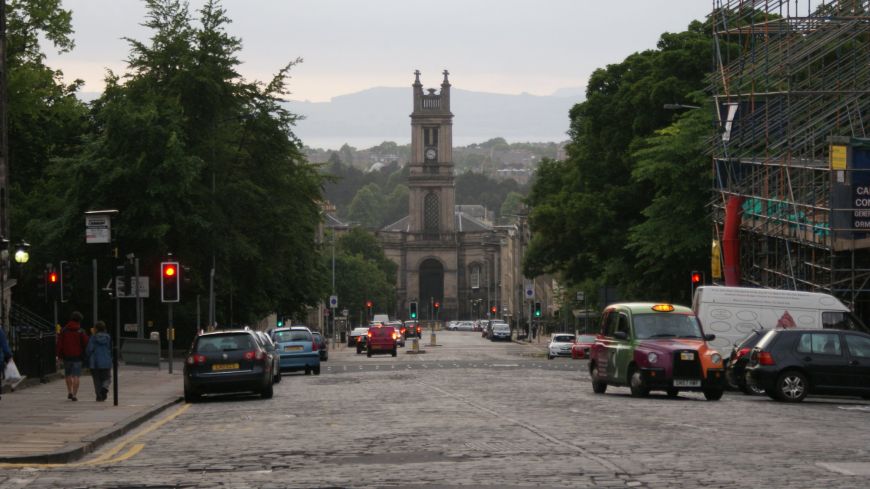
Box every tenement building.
[378,70,543,323]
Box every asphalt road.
[2,330,869,488]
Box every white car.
[548,333,576,359]
[348,327,369,347]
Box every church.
[378,70,529,323]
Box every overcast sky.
[44,0,711,102]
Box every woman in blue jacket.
[86,321,112,401]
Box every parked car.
[254,330,282,384]
[404,320,422,338]
[490,323,511,341]
[745,328,870,402]
[312,331,329,361]
[589,303,726,400]
[571,334,597,359]
[183,329,274,402]
[725,330,766,394]
[548,333,576,359]
[349,327,369,350]
[366,325,398,357]
[271,327,321,375]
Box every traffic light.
[277,317,284,327]
[161,261,180,302]
[409,301,418,319]
[59,261,72,303]
[534,302,542,318]
[47,266,59,301]
[365,300,373,309]
[36,268,47,302]
[433,301,440,310]
[490,305,497,315]
[691,271,703,285]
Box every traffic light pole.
[167,303,173,374]
[113,277,120,406]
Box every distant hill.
[78,87,582,151]
[286,87,580,150]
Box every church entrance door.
[419,259,444,320]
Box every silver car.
[548,333,576,359]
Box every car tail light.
[416,326,421,333]
[186,354,207,365]
[392,332,398,340]
[312,341,319,351]
[243,350,266,361]
[758,351,775,366]
[367,331,373,338]
[736,347,751,359]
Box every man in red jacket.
[56,311,89,401]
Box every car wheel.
[666,388,679,398]
[590,364,607,394]
[391,348,397,357]
[261,383,274,399]
[548,354,554,360]
[703,388,724,401]
[356,347,362,354]
[367,349,372,358]
[184,387,199,403]
[313,366,321,375]
[774,370,808,402]
[629,368,649,397]
[274,370,282,384]
[304,367,311,375]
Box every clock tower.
[408,69,455,234]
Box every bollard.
[430,332,436,346]
[412,338,419,353]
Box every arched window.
[424,192,440,232]
[470,264,481,289]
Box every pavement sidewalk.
[0,362,183,464]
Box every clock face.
[425,148,437,161]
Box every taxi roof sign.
[651,304,675,312]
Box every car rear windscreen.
[273,330,312,343]
[553,335,575,343]
[196,334,254,352]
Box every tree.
[39,0,326,327]
[524,20,714,302]
[499,192,525,221]
[347,183,385,228]
[331,228,397,322]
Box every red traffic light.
[365,300,373,309]
[434,301,440,309]
[691,272,702,284]
[163,264,177,277]
[490,306,497,313]
[49,272,58,283]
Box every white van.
[692,286,868,351]
[372,314,390,324]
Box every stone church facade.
[378,71,529,323]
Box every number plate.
[212,363,239,371]
[680,352,695,361]
[284,345,303,351]
[673,379,701,387]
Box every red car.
[366,325,398,357]
[571,334,598,359]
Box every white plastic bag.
[3,359,24,387]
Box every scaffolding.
[710,1,870,311]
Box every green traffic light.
[410,313,417,319]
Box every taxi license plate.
[284,345,303,351]
[673,379,701,387]
[680,352,695,360]
[212,363,239,371]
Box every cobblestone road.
[2,331,868,488]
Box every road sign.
[341,308,349,317]
[525,283,535,300]
[116,276,150,298]
[576,291,585,302]
[329,295,338,308]
[85,215,112,244]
